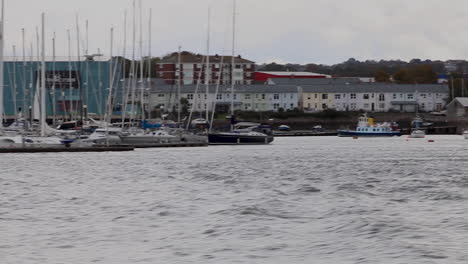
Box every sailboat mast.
[52,32,56,126]
[29,42,34,125]
[121,9,128,128]
[147,8,152,119]
[177,46,181,123]
[230,0,236,117]
[0,0,4,129]
[22,28,27,126]
[40,13,46,137]
[12,45,17,120]
[129,0,137,124]
[76,14,83,127]
[147,9,152,81]
[67,29,72,121]
[138,0,144,121]
[205,8,211,122]
[106,27,114,126]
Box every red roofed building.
[254,71,330,83]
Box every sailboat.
[207,0,273,145]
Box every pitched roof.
[269,77,362,85]
[158,53,254,64]
[452,97,468,107]
[300,84,448,93]
[258,71,329,77]
[150,84,299,94]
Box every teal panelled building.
[3,58,124,118]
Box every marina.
[3,136,468,263]
[3,0,468,263]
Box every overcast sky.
[4,0,468,65]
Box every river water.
[1,136,468,263]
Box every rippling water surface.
[2,136,468,263]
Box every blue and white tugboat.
[338,113,401,137]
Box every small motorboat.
[409,129,425,138]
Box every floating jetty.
[0,145,135,153]
[273,130,337,137]
[132,142,208,148]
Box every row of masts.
[0,0,239,135]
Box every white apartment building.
[301,84,448,113]
[149,85,300,113]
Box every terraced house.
[149,84,300,113]
[300,84,448,113]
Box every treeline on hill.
[257,58,468,84]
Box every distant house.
[446,98,468,117]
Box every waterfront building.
[1,57,123,119]
[446,97,468,117]
[149,84,300,113]
[300,84,448,113]
[155,52,255,85]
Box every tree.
[407,64,437,84]
[393,69,411,83]
[180,97,189,115]
[374,70,391,83]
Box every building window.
[378,94,385,101]
[245,94,251,100]
[216,94,222,100]
[379,103,385,109]
[261,94,266,100]
[322,103,328,109]
[335,94,341,100]
[393,94,397,99]
[350,103,356,109]
[420,103,425,110]
[420,93,427,98]
[233,94,237,100]
[187,94,194,100]
[363,94,369,99]
[273,103,280,109]
[244,103,251,110]
[407,94,414,100]
[322,94,328,100]
[273,94,280,100]
[364,103,369,109]
[351,93,356,99]
[315,94,318,99]
[436,103,442,111]
[158,94,165,98]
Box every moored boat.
[409,129,425,138]
[338,114,401,137]
[208,122,274,145]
